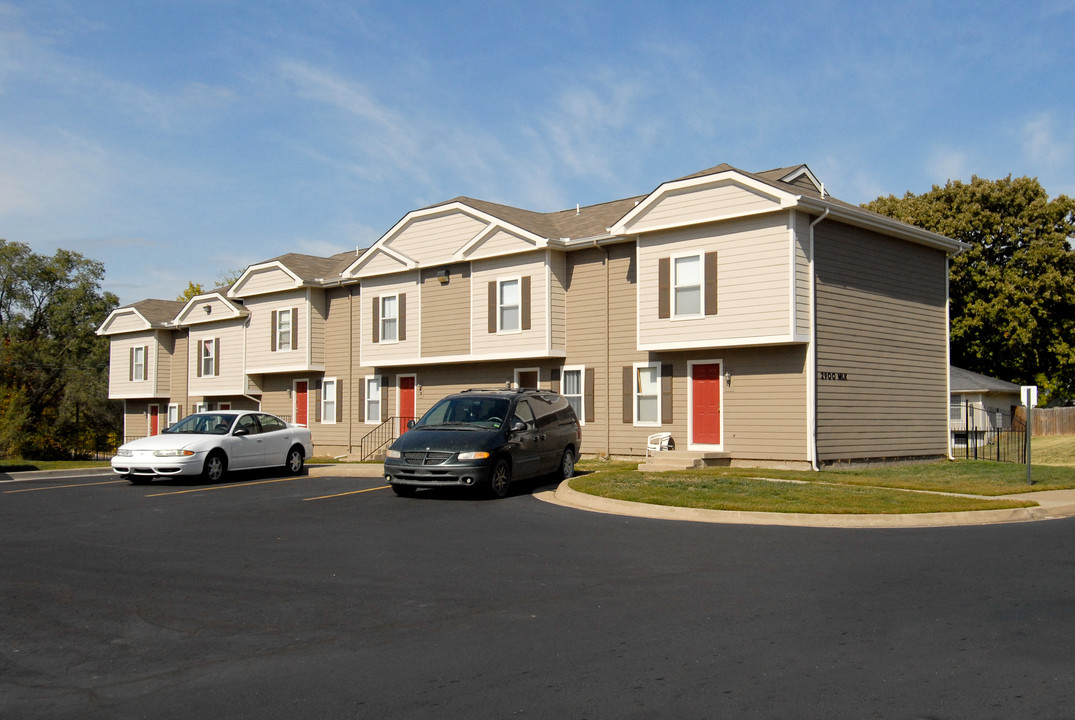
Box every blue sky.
[2,0,1073,306]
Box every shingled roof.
[126,299,186,326]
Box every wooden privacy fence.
[1022,406,1075,436]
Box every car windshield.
[163,413,237,435]
[414,397,511,430]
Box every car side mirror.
[234,428,249,437]
[407,419,416,429]
[510,420,527,433]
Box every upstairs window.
[658,253,718,319]
[381,296,398,342]
[198,338,219,377]
[272,308,298,351]
[499,279,521,332]
[674,256,701,316]
[130,346,146,382]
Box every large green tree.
[0,239,120,458]
[864,176,1075,404]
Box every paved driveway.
[3,470,1075,719]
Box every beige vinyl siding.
[601,244,649,455]
[814,221,950,462]
[234,265,298,296]
[187,319,246,397]
[549,251,568,353]
[361,272,420,366]
[626,180,783,233]
[171,331,189,410]
[243,290,309,371]
[384,210,487,266]
[310,290,326,367]
[104,311,150,334]
[463,227,541,260]
[108,331,158,399]
[470,252,549,358]
[353,249,413,277]
[794,211,812,338]
[155,331,173,398]
[420,265,471,357]
[637,215,794,348]
[175,296,240,325]
[123,400,152,440]
[259,374,294,421]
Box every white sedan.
[111,410,313,484]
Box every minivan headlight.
[457,451,490,460]
[386,449,402,459]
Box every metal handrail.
[357,417,416,461]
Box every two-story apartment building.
[99,162,965,467]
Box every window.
[635,363,660,425]
[277,309,292,350]
[322,378,337,424]
[131,346,146,382]
[365,376,381,425]
[167,404,179,427]
[194,402,208,413]
[499,279,520,332]
[674,255,701,316]
[200,339,216,377]
[562,367,584,421]
[381,296,398,342]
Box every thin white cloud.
[926,148,972,186]
[1021,113,1071,171]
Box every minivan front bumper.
[383,457,493,488]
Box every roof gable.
[174,292,248,326]
[97,299,184,335]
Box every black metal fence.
[950,402,1026,463]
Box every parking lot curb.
[0,468,114,483]
[546,479,1075,529]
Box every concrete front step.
[637,450,731,472]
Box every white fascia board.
[343,243,417,279]
[364,349,568,368]
[609,170,800,235]
[96,307,152,335]
[453,221,548,261]
[797,197,969,254]
[638,335,807,352]
[228,261,304,299]
[779,166,823,193]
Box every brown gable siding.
[814,220,949,463]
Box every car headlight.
[385,449,402,459]
[457,451,490,460]
[153,449,196,457]
[116,449,133,457]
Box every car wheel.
[391,484,416,497]
[202,452,227,482]
[557,448,575,481]
[284,446,305,475]
[488,458,511,499]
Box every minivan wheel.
[557,448,575,481]
[488,458,511,499]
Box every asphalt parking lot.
[4,467,1075,719]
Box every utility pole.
[1022,386,1037,485]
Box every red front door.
[148,404,160,436]
[399,377,416,435]
[691,363,722,445]
[294,381,308,426]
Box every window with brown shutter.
[398,294,406,342]
[658,258,671,319]
[372,297,380,343]
[521,276,531,331]
[704,252,718,316]
[291,307,299,350]
[270,310,277,351]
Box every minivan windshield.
[163,413,236,435]
[415,397,511,430]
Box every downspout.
[946,256,954,460]
[593,237,612,458]
[808,208,830,471]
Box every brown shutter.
[521,276,531,331]
[585,368,595,423]
[143,345,149,380]
[196,342,202,378]
[357,379,366,423]
[658,257,671,319]
[335,379,343,423]
[550,368,561,394]
[622,366,633,424]
[129,347,134,382]
[704,252,718,316]
[487,282,497,333]
[291,307,299,350]
[380,376,389,422]
[213,338,220,376]
[178,405,184,421]
[398,294,406,341]
[661,364,673,423]
[372,298,380,343]
[270,310,277,351]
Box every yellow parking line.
[303,485,390,501]
[4,479,127,494]
[146,475,309,497]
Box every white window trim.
[634,361,661,427]
[380,295,399,344]
[498,276,523,334]
[201,339,216,377]
[364,375,382,425]
[562,365,585,426]
[276,308,293,352]
[671,252,703,320]
[132,346,146,382]
[194,402,209,413]
[167,403,179,427]
[322,377,337,424]
[514,367,539,389]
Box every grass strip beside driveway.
[569,461,1055,514]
